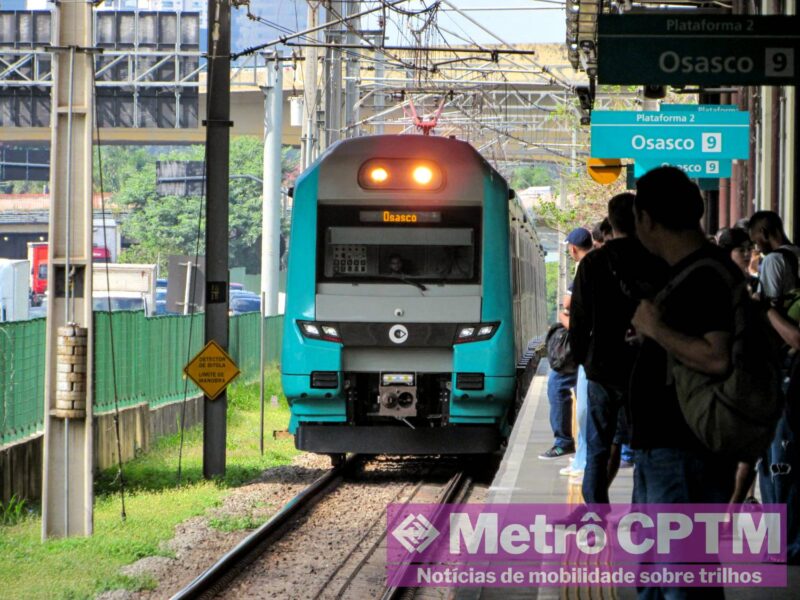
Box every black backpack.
[545,323,577,375]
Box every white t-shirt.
[760,244,800,299]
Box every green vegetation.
[94,140,300,275]
[545,261,558,324]
[0,494,29,526]
[208,513,265,533]
[0,370,299,600]
[509,165,555,190]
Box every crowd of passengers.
[538,167,799,594]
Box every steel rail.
[170,454,360,600]
[380,470,473,600]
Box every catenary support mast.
[41,0,95,540]
[203,0,231,478]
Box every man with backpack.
[540,228,592,460]
[629,167,782,598]
[749,210,800,564]
[569,193,667,503]
[629,168,752,501]
[748,211,800,301]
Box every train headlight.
[358,158,443,190]
[369,167,389,183]
[299,321,342,343]
[302,322,320,336]
[321,325,339,338]
[412,165,433,185]
[458,327,475,339]
[454,323,499,344]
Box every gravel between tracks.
[102,456,490,600]
[104,453,331,600]
[218,458,432,600]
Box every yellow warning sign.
[183,340,241,400]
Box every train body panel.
[281,134,546,455]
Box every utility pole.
[262,52,283,319]
[557,118,579,311]
[203,0,231,479]
[42,0,95,539]
[259,51,283,457]
[324,1,343,146]
[301,1,319,169]
[374,40,386,135]
[344,1,360,137]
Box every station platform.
[454,361,799,600]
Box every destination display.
[359,210,442,224]
[598,15,800,86]
[591,111,750,160]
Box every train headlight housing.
[298,320,342,343]
[454,323,499,344]
[358,158,444,190]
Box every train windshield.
[317,206,481,284]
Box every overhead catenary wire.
[91,62,127,522]
[232,0,422,60]
[245,1,585,165]
[378,0,441,17]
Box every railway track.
[170,454,360,600]
[169,455,495,600]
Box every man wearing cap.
[569,194,668,503]
[540,227,593,461]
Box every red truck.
[28,242,111,306]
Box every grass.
[0,495,29,526]
[0,368,299,600]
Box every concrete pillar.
[42,0,95,539]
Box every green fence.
[0,312,283,446]
[0,319,47,446]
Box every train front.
[281,135,515,456]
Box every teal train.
[282,135,547,462]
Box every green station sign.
[598,14,800,86]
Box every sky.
[233,0,567,54]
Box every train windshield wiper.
[360,274,427,291]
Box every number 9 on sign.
[706,160,719,174]
[701,133,722,153]
[766,48,794,77]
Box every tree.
[114,137,299,274]
[93,145,154,194]
[530,96,628,234]
[510,165,555,190]
[545,261,558,323]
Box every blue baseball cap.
[563,227,592,249]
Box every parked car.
[229,290,260,315]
